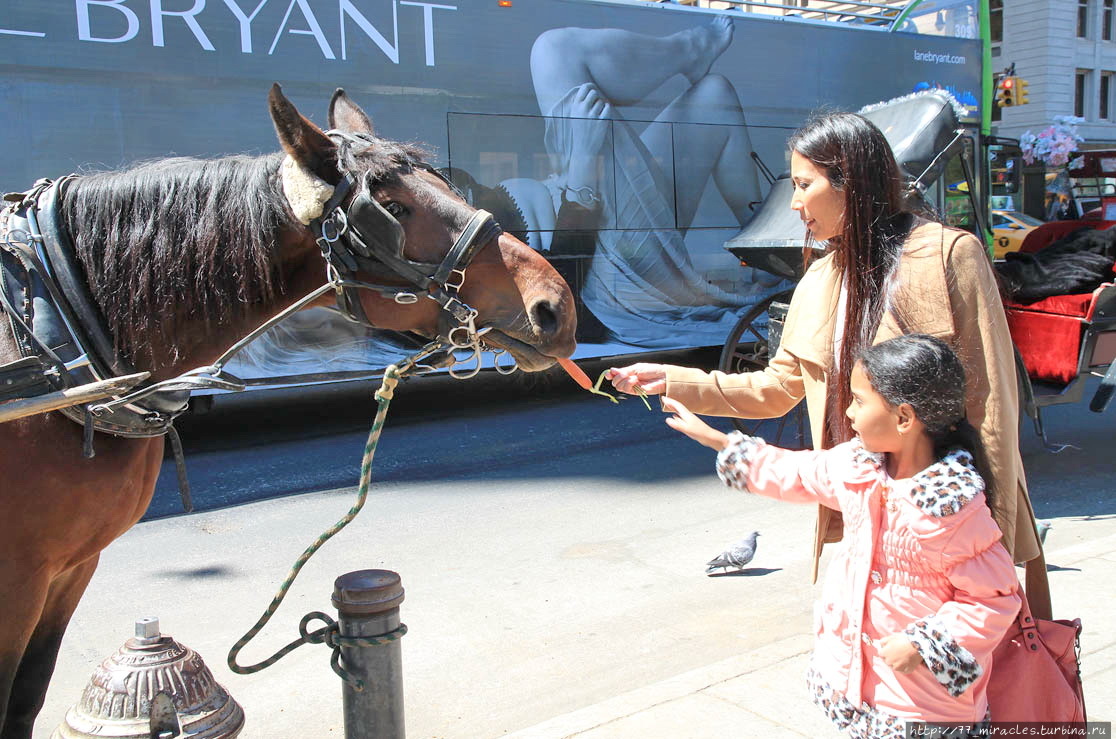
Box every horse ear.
[269,83,341,185]
[328,88,375,134]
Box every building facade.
[996,0,1116,148]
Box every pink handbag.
[987,556,1086,722]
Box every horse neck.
[144,234,329,381]
[57,153,334,381]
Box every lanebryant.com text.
[906,723,1112,739]
[914,49,967,64]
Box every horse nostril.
[530,300,560,336]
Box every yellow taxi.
[991,209,1044,259]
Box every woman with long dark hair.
[608,111,1046,614]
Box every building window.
[1106,0,1114,40]
[1076,70,1089,118]
[1103,73,1113,119]
[990,0,1003,43]
[1080,0,1091,38]
[990,0,1002,56]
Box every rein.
[226,341,440,688]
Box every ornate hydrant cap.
[52,617,244,739]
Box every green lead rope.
[227,361,412,690]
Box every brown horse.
[0,85,576,738]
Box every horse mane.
[59,153,292,367]
[59,132,434,368]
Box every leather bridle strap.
[309,157,502,340]
[432,208,501,288]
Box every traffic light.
[1016,78,1030,105]
[996,75,1017,107]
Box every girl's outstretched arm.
[662,396,729,450]
[715,431,845,511]
[663,398,847,511]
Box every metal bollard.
[333,570,406,739]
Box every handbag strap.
[1024,546,1053,622]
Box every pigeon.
[706,531,760,574]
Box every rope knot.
[299,612,338,645]
[375,365,401,402]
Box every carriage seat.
[1005,274,1116,384]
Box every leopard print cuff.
[904,616,983,697]
[716,431,766,493]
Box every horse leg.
[1,557,99,739]
[0,576,50,739]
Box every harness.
[0,136,507,448]
[0,176,186,441]
[315,131,502,342]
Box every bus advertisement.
[1,0,984,388]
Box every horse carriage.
[999,220,1116,449]
[716,90,1115,449]
[0,85,577,738]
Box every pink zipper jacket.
[716,433,1021,731]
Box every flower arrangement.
[1020,116,1085,168]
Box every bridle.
[310,130,509,377]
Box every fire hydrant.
[53,616,244,738]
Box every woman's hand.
[568,82,614,124]
[661,397,729,451]
[878,634,924,674]
[565,83,612,192]
[607,364,667,395]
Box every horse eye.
[383,201,407,218]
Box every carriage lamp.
[52,617,244,739]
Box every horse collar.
[1,178,188,438]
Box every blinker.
[346,192,408,264]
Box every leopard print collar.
[852,441,984,517]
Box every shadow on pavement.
[707,567,782,577]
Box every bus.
[1,0,990,390]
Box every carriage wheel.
[717,288,809,448]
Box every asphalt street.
[142,349,741,519]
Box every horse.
[0,84,576,738]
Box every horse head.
[268,84,577,372]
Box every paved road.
[143,350,733,519]
[35,360,1115,738]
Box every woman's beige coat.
[665,219,1042,581]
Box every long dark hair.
[858,334,994,507]
[788,112,914,448]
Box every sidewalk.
[508,518,1116,738]
[505,633,829,738]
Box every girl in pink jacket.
[663,334,1021,737]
